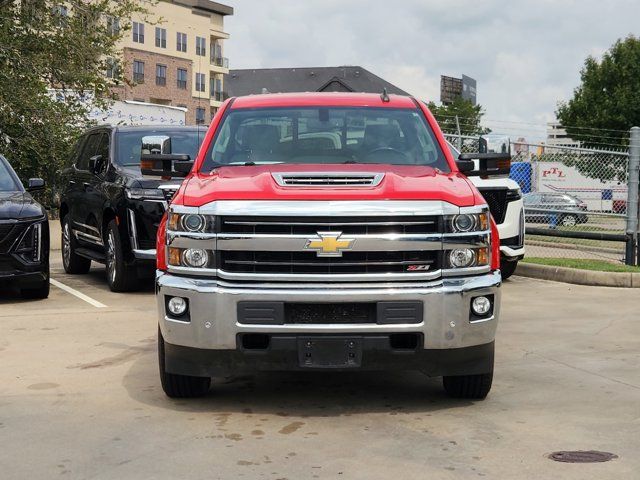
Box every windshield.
[0,157,21,192]
[200,107,449,173]
[116,130,205,166]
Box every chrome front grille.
[220,250,440,274]
[220,216,439,235]
[272,172,384,187]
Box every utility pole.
[625,127,640,265]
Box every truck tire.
[442,371,493,399]
[61,215,91,274]
[500,259,518,280]
[105,220,138,292]
[158,328,211,398]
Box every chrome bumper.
[157,271,501,351]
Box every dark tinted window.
[201,107,448,172]
[115,129,205,166]
[0,157,21,191]
[94,133,110,175]
[77,133,101,170]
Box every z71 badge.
[406,265,430,271]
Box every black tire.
[105,220,138,292]
[21,279,50,299]
[61,215,91,274]
[500,259,518,280]
[443,371,493,399]
[158,328,211,398]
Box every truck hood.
[0,191,45,220]
[178,164,478,207]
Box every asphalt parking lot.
[1,251,639,479]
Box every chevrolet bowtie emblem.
[304,232,356,257]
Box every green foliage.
[426,98,490,136]
[557,35,640,149]
[0,0,150,208]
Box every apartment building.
[111,0,233,125]
[546,122,581,151]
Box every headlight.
[168,212,216,233]
[126,188,165,200]
[16,222,44,262]
[446,212,489,233]
[446,247,489,269]
[168,247,215,269]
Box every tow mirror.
[88,155,104,174]
[457,135,511,177]
[27,178,45,192]
[140,135,193,178]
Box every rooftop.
[172,0,234,16]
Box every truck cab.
[152,93,508,400]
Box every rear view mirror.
[140,135,193,178]
[457,135,511,177]
[27,178,45,192]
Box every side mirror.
[458,135,511,177]
[88,154,104,174]
[140,135,193,178]
[27,178,45,192]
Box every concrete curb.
[515,262,640,288]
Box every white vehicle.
[448,141,525,279]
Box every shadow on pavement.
[122,346,473,416]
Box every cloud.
[223,0,640,141]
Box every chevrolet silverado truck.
[150,92,509,400]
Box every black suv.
[59,126,205,291]
[0,155,49,299]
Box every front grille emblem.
[304,231,355,257]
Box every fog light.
[472,296,491,316]
[168,297,188,316]
[449,248,475,268]
[183,248,209,268]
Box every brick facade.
[111,48,212,125]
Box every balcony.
[210,56,229,69]
[211,91,228,102]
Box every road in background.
[1,253,639,479]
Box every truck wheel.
[21,279,50,299]
[62,215,91,274]
[442,371,493,399]
[105,220,138,292]
[158,328,211,398]
[500,259,518,280]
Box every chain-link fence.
[444,133,632,265]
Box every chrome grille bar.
[272,172,385,187]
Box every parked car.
[523,192,588,227]
[0,155,49,299]
[58,125,206,292]
[447,142,525,280]
[150,92,507,400]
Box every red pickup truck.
[148,92,507,400]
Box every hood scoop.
[272,172,385,187]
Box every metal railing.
[210,56,229,68]
[211,91,228,102]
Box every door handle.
[69,180,76,185]
[83,182,92,190]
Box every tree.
[426,98,490,136]
[0,0,150,209]
[557,35,640,150]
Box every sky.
[222,0,640,143]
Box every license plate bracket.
[297,337,362,368]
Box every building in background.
[110,0,233,125]
[546,122,581,151]
[225,66,410,97]
[440,74,477,105]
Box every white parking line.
[50,278,108,309]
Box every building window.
[195,73,205,92]
[210,107,218,122]
[133,60,144,83]
[177,68,187,89]
[196,107,206,125]
[155,27,166,48]
[196,36,206,56]
[106,58,119,79]
[132,22,144,43]
[156,64,166,86]
[106,16,119,36]
[176,32,187,53]
[210,76,224,101]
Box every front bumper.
[157,271,501,374]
